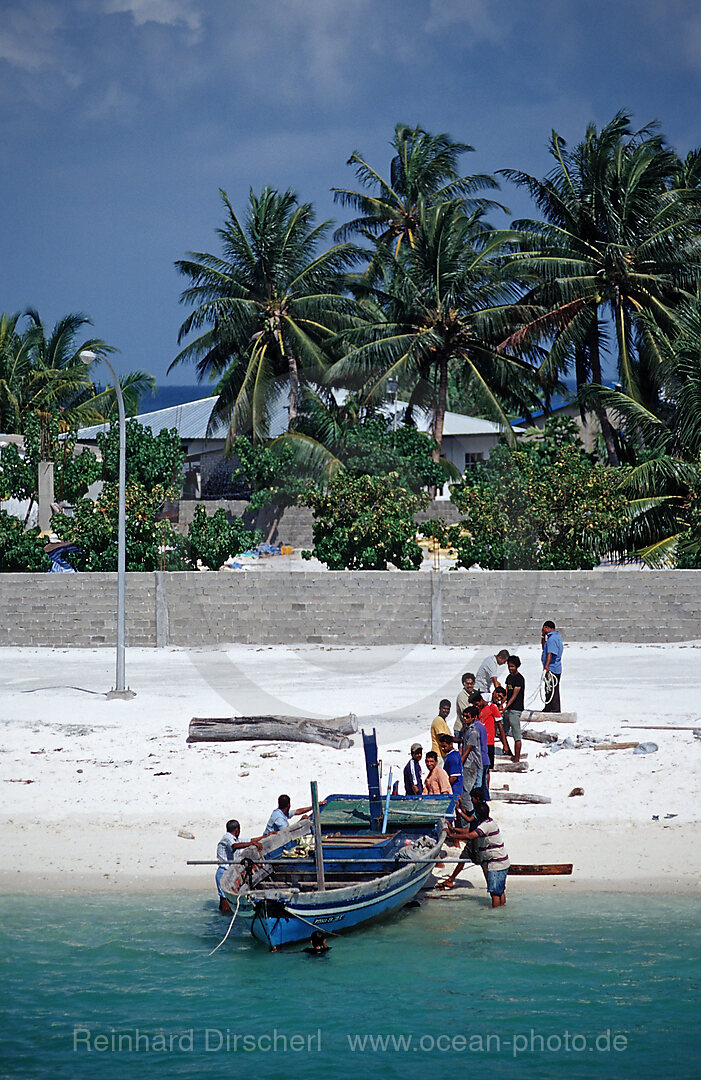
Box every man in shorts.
[503,654,525,763]
[443,803,510,906]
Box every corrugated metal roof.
[78,392,516,442]
[78,396,228,441]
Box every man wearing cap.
[403,743,423,796]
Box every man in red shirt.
[469,690,509,772]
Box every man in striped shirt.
[444,803,510,906]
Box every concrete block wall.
[0,573,156,647]
[164,571,432,646]
[0,570,698,647]
[440,570,701,644]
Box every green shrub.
[0,511,49,572]
[187,505,260,570]
[301,471,426,570]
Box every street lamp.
[80,350,135,699]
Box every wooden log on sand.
[188,716,355,749]
[491,760,529,773]
[522,730,558,744]
[521,710,577,724]
[591,741,639,751]
[489,791,551,804]
[508,863,573,876]
[622,724,700,731]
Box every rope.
[526,671,557,708]
[20,686,105,695]
[279,906,342,937]
[207,894,241,956]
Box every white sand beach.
[1,641,700,896]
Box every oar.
[381,769,393,833]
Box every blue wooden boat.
[220,731,456,949]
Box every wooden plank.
[188,716,353,749]
[508,863,573,876]
[489,792,551,804]
[621,724,700,731]
[521,710,577,724]
[591,741,639,751]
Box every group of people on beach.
[400,621,564,904]
[216,621,564,913]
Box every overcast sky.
[2,0,701,387]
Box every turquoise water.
[1,890,699,1080]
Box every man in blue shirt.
[541,620,563,712]
[264,794,313,837]
[438,734,464,799]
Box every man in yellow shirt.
[430,699,452,759]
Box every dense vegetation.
[4,113,701,569]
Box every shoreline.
[2,816,698,896]
[2,643,700,902]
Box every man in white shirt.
[474,650,510,695]
[216,819,262,913]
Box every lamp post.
[79,350,135,699]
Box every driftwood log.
[489,791,551,805]
[522,730,558,744]
[508,863,573,876]
[591,740,639,751]
[188,714,356,750]
[491,760,529,773]
[521,710,577,724]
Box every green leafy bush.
[52,481,187,571]
[448,421,631,570]
[0,412,100,504]
[0,510,49,572]
[342,418,448,492]
[230,437,308,511]
[301,471,427,570]
[187,505,260,570]
[96,420,184,495]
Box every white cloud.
[0,2,68,73]
[424,0,512,41]
[102,0,202,33]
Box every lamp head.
[79,350,99,366]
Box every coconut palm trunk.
[588,325,619,465]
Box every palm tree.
[333,123,505,262]
[326,203,541,466]
[0,309,135,435]
[499,112,701,464]
[587,300,701,563]
[172,187,360,445]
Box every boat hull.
[249,844,440,949]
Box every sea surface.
[1,889,699,1080]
